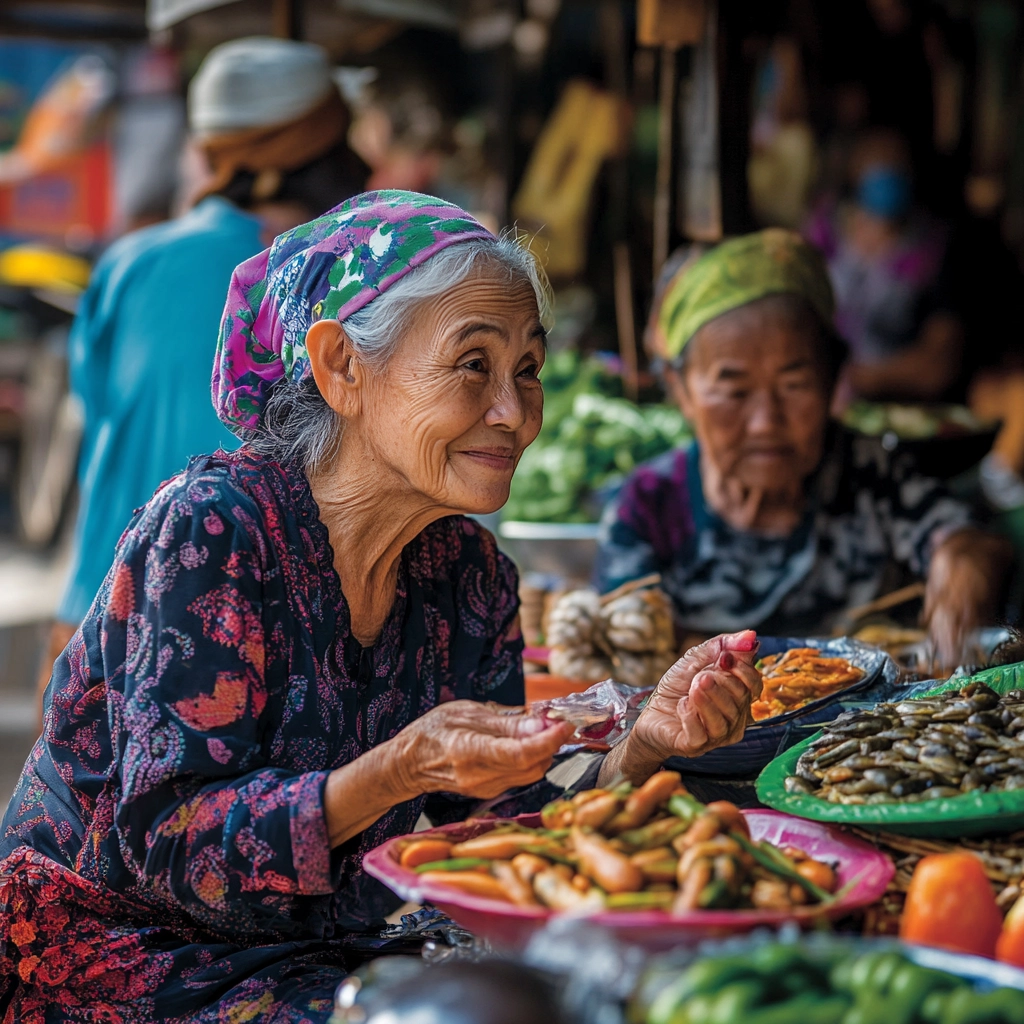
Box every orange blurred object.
[900,852,1003,959]
[997,894,1024,967]
[525,673,593,704]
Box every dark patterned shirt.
[0,449,523,1022]
[595,426,974,634]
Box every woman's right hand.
[391,700,573,799]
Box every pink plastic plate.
[363,809,894,951]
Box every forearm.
[323,734,421,848]
[597,730,664,787]
[930,528,1012,613]
[849,314,963,401]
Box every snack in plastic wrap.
[529,678,652,750]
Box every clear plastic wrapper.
[530,678,651,751]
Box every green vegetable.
[706,980,767,1023]
[668,792,704,824]
[743,993,849,1024]
[503,351,692,523]
[697,879,732,909]
[750,943,813,977]
[605,890,675,911]
[729,830,833,903]
[412,858,489,873]
[647,958,755,1024]
[938,986,1024,1024]
[617,816,689,850]
[521,845,577,866]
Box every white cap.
[188,37,334,136]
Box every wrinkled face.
[359,273,545,514]
[667,297,831,495]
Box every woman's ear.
[305,319,362,418]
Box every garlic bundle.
[546,580,676,688]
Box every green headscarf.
[658,229,834,360]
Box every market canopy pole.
[637,0,707,277]
[272,0,303,39]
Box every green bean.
[729,830,833,903]
[412,857,489,873]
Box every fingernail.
[727,631,758,652]
[518,716,546,735]
[718,651,735,670]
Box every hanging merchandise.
[512,80,630,279]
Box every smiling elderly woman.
[0,192,759,1023]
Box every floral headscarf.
[212,189,494,434]
[658,229,834,360]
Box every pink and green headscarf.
[212,189,495,434]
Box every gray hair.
[247,233,550,471]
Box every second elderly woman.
[596,229,1009,668]
[0,192,760,1022]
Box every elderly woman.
[0,192,759,1022]
[596,229,1008,666]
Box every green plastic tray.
[756,662,1024,838]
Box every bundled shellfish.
[785,683,1024,804]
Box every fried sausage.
[417,870,512,902]
[606,771,683,833]
[491,860,540,906]
[571,827,644,894]
[450,833,553,860]
[399,838,454,870]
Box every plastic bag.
[530,678,651,751]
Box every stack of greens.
[504,351,690,523]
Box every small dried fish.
[786,683,1024,805]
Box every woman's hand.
[598,630,762,786]
[323,701,572,848]
[924,528,1011,670]
[392,700,573,799]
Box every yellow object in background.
[636,0,707,47]
[512,80,630,280]
[0,245,91,293]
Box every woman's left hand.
[598,630,762,786]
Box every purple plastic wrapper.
[530,679,652,752]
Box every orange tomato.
[997,895,1024,967]
[900,852,1002,959]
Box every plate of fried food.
[363,771,894,950]
[757,663,1024,837]
[752,646,868,721]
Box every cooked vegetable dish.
[786,682,1024,804]
[397,772,837,914]
[752,648,865,722]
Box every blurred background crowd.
[0,0,1022,806]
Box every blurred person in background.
[38,37,368,711]
[805,128,963,406]
[596,231,1009,667]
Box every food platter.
[363,809,894,951]
[666,636,892,777]
[756,663,1024,838]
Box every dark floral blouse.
[0,449,524,1023]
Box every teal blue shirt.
[58,197,262,623]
